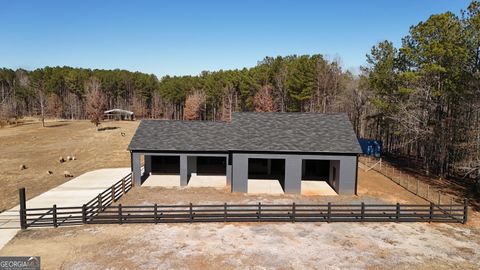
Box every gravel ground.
[1,221,479,270]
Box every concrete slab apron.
[248,179,284,195]
[301,181,338,196]
[188,175,227,188]
[0,168,131,250]
[142,175,181,187]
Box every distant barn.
[104,109,135,121]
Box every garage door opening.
[196,157,226,175]
[143,156,181,187]
[303,160,329,180]
[247,158,285,194]
[188,156,227,188]
[301,160,337,195]
[151,156,180,174]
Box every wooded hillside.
[1,1,480,179]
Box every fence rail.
[21,200,468,228]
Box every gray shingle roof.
[128,112,362,154]
[128,120,233,152]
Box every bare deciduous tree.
[221,81,236,122]
[47,94,63,119]
[0,101,15,127]
[131,96,146,119]
[151,91,168,119]
[184,90,205,120]
[85,77,107,130]
[254,85,276,112]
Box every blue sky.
[0,0,471,77]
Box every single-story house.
[128,112,362,195]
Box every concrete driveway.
[0,167,131,250]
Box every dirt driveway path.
[0,168,130,250]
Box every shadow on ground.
[46,123,70,128]
[98,126,119,131]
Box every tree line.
[363,1,480,178]
[0,54,355,123]
[1,1,480,179]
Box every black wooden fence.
[84,172,133,215]
[21,200,468,228]
[18,171,469,228]
[19,173,133,229]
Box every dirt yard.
[1,220,479,269]
[0,119,139,212]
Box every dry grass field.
[1,118,480,269]
[0,119,139,212]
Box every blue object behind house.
[358,138,382,157]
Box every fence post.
[463,198,468,224]
[292,203,296,223]
[122,177,126,195]
[82,204,87,224]
[429,202,434,223]
[154,203,158,224]
[111,185,116,203]
[98,194,103,210]
[19,188,27,230]
[361,202,365,221]
[327,202,331,223]
[427,185,430,201]
[257,202,261,222]
[395,203,400,222]
[189,203,193,223]
[53,204,58,228]
[224,203,227,222]
[118,204,122,225]
[438,191,441,205]
[416,180,419,195]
